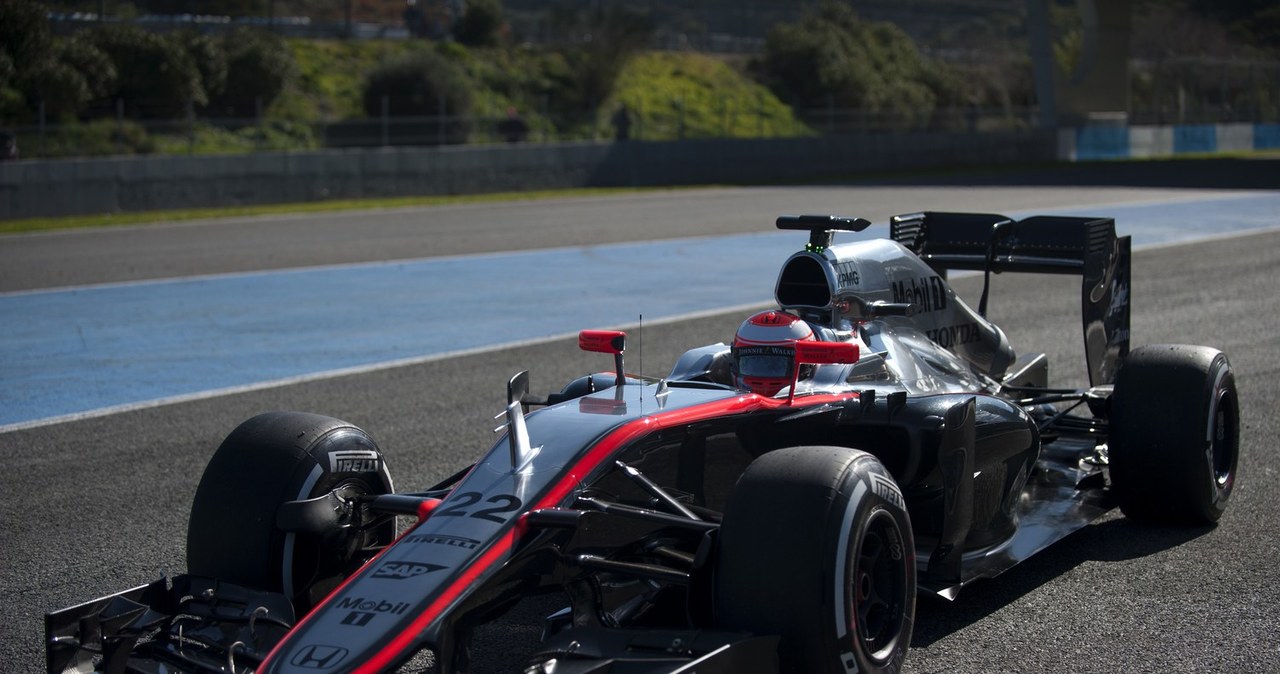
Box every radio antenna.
[638,314,643,382]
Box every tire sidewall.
[1199,361,1238,517]
[1110,345,1239,524]
[831,479,914,674]
[715,447,915,674]
[187,412,394,611]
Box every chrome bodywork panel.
[775,238,1017,378]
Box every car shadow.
[909,516,1215,648]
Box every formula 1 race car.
[47,212,1240,674]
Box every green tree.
[209,28,295,118]
[361,49,474,143]
[0,0,53,77]
[58,36,118,101]
[21,60,91,120]
[556,6,654,113]
[133,0,264,15]
[2,2,123,121]
[1189,0,1280,52]
[82,24,205,118]
[0,52,13,96]
[1,0,53,119]
[752,1,955,129]
[180,31,229,110]
[453,0,505,47]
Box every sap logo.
[290,644,349,669]
[372,561,446,580]
[328,449,380,474]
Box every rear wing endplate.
[890,211,1131,385]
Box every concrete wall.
[0,130,1055,220]
[4,122,1272,221]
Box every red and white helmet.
[732,310,816,396]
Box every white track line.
[6,223,1279,435]
[0,301,771,434]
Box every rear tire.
[186,412,395,614]
[1109,345,1239,524]
[715,446,915,674]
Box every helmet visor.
[734,346,795,378]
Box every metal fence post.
[438,95,446,146]
[116,98,125,154]
[38,99,46,157]
[676,97,684,140]
[541,93,550,142]
[718,96,727,138]
[381,95,389,147]
[757,93,764,138]
[255,96,264,149]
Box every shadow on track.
[911,516,1214,648]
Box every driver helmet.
[732,310,815,396]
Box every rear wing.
[890,211,1131,386]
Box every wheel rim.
[1210,388,1237,490]
[853,508,909,663]
[286,478,386,610]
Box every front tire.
[1109,344,1239,524]
[186,412,395,614]
[715,446,915,674]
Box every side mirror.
[579,330,626,355]
[507,370,531,406]
[578,330,627,391]
[787,340,860,405]
[795,340,860,365]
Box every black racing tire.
[715,446,915,674]
[1109,344,1239,524]
[186,411,395,614]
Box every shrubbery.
[20,57,94,121]
[151,120,317,154]
[181,32,229,111]
[559,7,655,115]
[19,118,156,158]
[608,52,811,140]
[362,49,472,118]
[752,2,961,129]
[357,49,474,144]
[0,0,1056,156]
[211,28,296,119]
[81,24,206,118]
[2,0,92,121]
[1,0,295,124]
[453,0,505,47]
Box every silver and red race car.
[47,212,1239,674]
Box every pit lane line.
[1,191,1277,433]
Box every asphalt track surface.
[3,158,1280,673]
